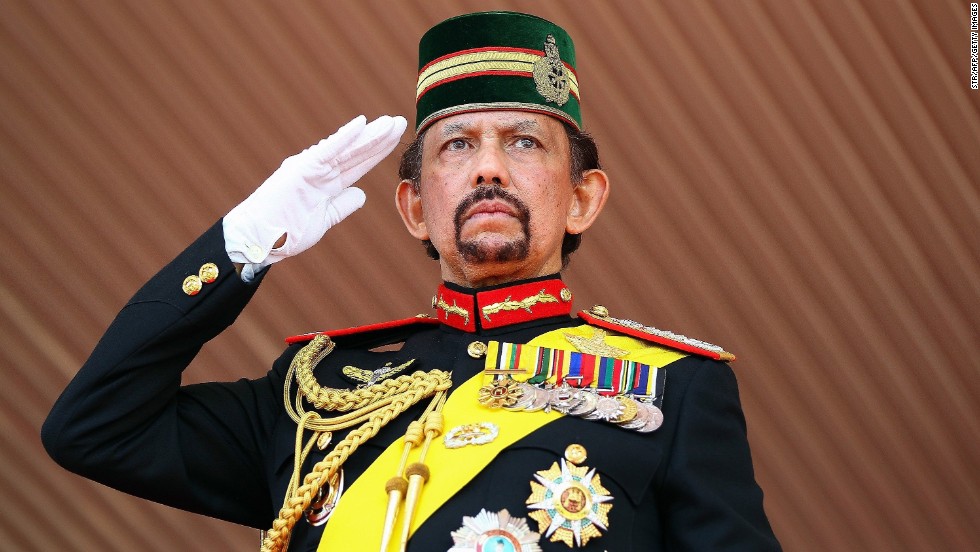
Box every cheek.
[420,186,461,237]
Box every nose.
[471,143,509,188]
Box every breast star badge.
[449,508,541,552]
[525,445,612,548]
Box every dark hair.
[398,122,601,269]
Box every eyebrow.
[439,118,541,136]
[440,121,468,136]
[512,119,540,133]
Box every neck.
[439,256,563,288]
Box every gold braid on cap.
[260,335,452,552]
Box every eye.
[514,137,538,149]
[445,138,468,151]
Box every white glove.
[223,115,407,280]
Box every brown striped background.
[1,1,977,550]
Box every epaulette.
[285,315,440,346]
[578,305,736,362]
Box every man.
[42,11,780,552]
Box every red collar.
[432,277,573,332]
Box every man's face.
[413,111,576,286]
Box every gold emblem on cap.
[533,35,571,106]
[467,341,488,358]
[182,275,202,296]
[560,287,572,302]
[198,262,219,284]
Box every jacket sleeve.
[41,219,283,529]
[659,359,782,550]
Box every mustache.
[453,185,531,228]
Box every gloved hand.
[223,115,407,279]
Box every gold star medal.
[525,445,613,547]
[449,508,542,552]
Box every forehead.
[424,110,566,140]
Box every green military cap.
[415,11,582,133]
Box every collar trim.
[433,277,573,332]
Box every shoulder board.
[578,306,736,362]
[285,315,440,345]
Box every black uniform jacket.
[42,221,781,551]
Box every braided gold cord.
[262,335,452,552]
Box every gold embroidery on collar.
[435,295,470,326]
[563,328,629,358]
[481,289,558,322]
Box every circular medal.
[524,386,552,412]
[638,403,665,433]
[619,401,651,430]
[567,389,598,416]
[504,383,536,411]
[585,395,624,421]
[449,508,541,552]
[548,383,581,414]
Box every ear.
[395,180,429,240]
[566,169,610,235]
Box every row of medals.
[484,380,664,433]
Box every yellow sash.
[317,326,685,551]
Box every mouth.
[462,200,519,223]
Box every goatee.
[453,185,531,263]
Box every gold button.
[560,288,573,302]
[589,305,609,318]
[564,443,588,465]
[199,262,219,284]
[467,341,488,358]
[182,275,203,296]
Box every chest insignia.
[449,508,542,552]
[562,327,629,357]
[444,422,500,449]
[526,444,612,548]
[341,358,415,386]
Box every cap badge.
[532,35,570,106]
[449,508,542,552]
[526,449,612,547]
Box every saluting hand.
[223,115,408,277]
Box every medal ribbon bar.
[485,341,665,407]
